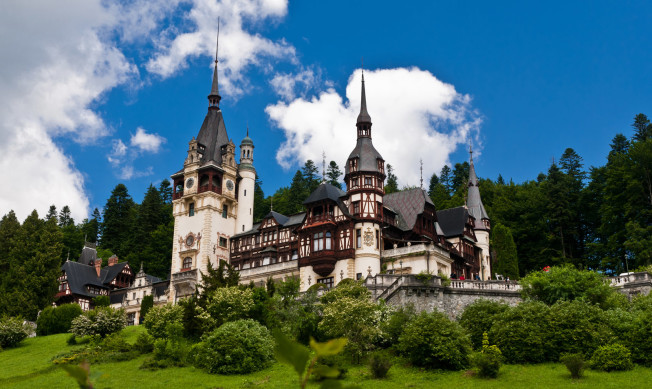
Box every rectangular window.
[353,201,360,215]
[244,189,247,196]
[313,232,324,252]
[364,177,373,186]
[352,178,359,188]
[356,229,361,248]
[376,229,380,249]
[189,203,195,217]
[219,237,228,247]
[291,250,298,260]
[222,204,228,218]
[317,277,334,289]
[356,273,362,280]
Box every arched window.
[182,257,192,270]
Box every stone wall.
[367,274,522,320]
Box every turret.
[236,127,256,233]
[466,146,491,280]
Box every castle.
[165,42,492,303]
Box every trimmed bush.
[143,303,183,338]
[459,299,509,350]
[547,300,614,360]
[0,316,32,348]
[369,351,392,379]
[560,353,585,379]
[195,319,274,374]
[92,295,110,307]
[133,331,154,354]
[139,295,154,325]
[590,344,633,371]
[398,311,471,370]
[489,301,553,364]
[69,307,126,337]
[205,287,254,328]
[36,304,83,336]
[471,332,502,378]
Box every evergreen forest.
[0,113,650,320]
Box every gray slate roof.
[436,206,469,238]
[196,109,229,167]
[78,246,97,265]
[303,183,346,204]
[383,188,434,231]
[61,261,108,298]
[345,137,384,175]
[231,211,307,239]
[264,211,289,226]
[466,158,489,228]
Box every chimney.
[95,258,102,277]
[108,255,118,267]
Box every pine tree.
[491,223,519,279]
[302,160,321,193]
[58,205,74,227]
[101,184,135,258]
[45,205,57,222]
[81,208,101,243]
[385,164,398,194]
[439,165,453,195]
[326,161,343,189]
[289,170,307,213]
[632,113,652,142]
[253,175,268,221]
[159,179,173,204]
[451,162,470,193]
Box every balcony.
[198,184,222,195]
[173,191,183,200]
[238,260,299,279]
[172,268,197,282]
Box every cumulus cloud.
[146,0,295,97]
[270,67,320,101]
[130,127,166,153]
[0,1,138,221]
[266,67,482,187]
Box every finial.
[246,121,249,137]
[322,151,326,183]
[356,61,371,125]
[361,57,364,81]
[208,18,221,108]
[270,196,274,212]
[67,249,70,262]
[420,158,424,189]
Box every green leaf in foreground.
[310,337,347,357]
[273,330,310,376]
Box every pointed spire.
[357,65,371,124]
[208,20,221,109]
[466,144,489,227]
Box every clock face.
[226,179,234,191]
[185,235,194,247]
[186,178,194,189]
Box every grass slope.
[1,327,651,388]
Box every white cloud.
[0,1,138,221]
[145,0,295,97]
[270,68,319,101]
[119,165,154,180]
[130,127,166,153]
[266,67,482,187]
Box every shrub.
[205,287,254,328]
[37,304,83,336]
[313,354,349,380]
[590,344,633,371]
[143,304,183,338]
[69,307,126,338]
[560,353,585,379]
[92,295,110,307]
[369,351,392,379]
[489,301,553,363]
[547,300,614,360]
[379,304,416,348]
[67,334,77,345]
[320,280,370,304]
[195,319,274,374]
[622,309,652,366]
[319,296,383,363]
[471,332,502,378]
[459,299,510,350]
[0,316,32,348]
[139,295,154,325]
[133,331,154,354]
[398,311,471,370]
[519,265,622,309]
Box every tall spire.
[208,20,221,109]
[466,144,489,228]
[357,66,371,125]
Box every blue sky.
[1,0,651,221]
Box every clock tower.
[168,34,249,302]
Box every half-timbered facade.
[55,243,135,311]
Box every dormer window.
[349,158,358,172]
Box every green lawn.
[1,327,651,388]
